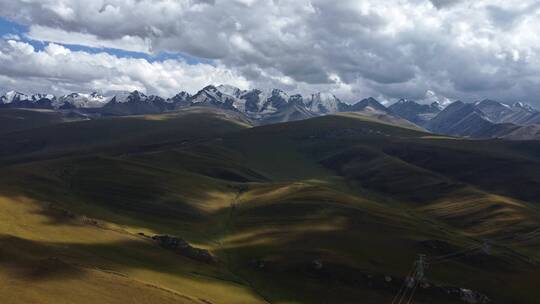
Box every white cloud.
[0,40,250,97]
[0,0,540,104]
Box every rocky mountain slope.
[424,100,540,139]
[1,86,539,139]
[388,99,443,125]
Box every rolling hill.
[0,108,70,134]
[0,107,539,304]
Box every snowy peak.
[289,94,304,105]
[396,98,412,105]
[169,91,191,105]
[126,90,148,102]
[216,84,244,98]
[512,102,536,113]
[103,91,129,104]
[259,89,290,114]
[196,84,248,112]
[1,91,30,104]
[270,89,289,101]
[238,89,267,114]
[189,85,240,111]
[101,90,167,116]
[58,92,110,109]
[115,90,167,104]
[192,85,219,103]
[31,93,55,101]
[0,91,56,109]
[307,92,343,114]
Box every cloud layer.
[1,0,540,104]
[0,40,249,97]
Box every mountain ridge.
[1,85,539,139]
[0,86,399,125]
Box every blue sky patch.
[0,17,211,66]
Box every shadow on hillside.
[0,233,231,284]
[0,235,85,281]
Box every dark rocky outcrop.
[151,235,216,264]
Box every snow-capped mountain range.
[0,85,394,122]
[1,85,539,139]
[0,91,111,109]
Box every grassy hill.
[0,109,68,134]
[0,109,539,303]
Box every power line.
[405,278,420,304]
[391,263,416,304]
[391,232,538,303]
[392,255,427,304]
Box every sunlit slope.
[219,114,540,236]
[0,111,539,303]
[0,194,267,304]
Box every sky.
[0,0,539,105]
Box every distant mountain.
[522,112,540,125]
[0,87,393,123]
[501,124,540,140]
[474,99,540,125]
[168,91,192,108]
[347,97,391,114]
[101,91,170,116]
[305,92,346,114]
[508,102,540,125]
[1,86,539,140]
[57,92,111,109]
[0,91,56,109]
[425,101,494,137]
[237,89,268,115]
[389,99,442,125]
[189,85,238,110]
[474,99,514,122]
[258,89,291,115]
[259,94,317,124]
[425,100,540,140]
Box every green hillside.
[0,108,539,303]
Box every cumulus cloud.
[0,0,540,105]
[0,40,250,96]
